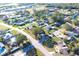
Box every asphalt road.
[0,23,52,56]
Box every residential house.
[0,15,8,20]
[10,36,17,46]
[53,30,67,39]
[3,33,13,40]
[13,20,29,26]
[74,27,79,34]
[60,46,69,55]
[45,25,52,31]
[39,33,51,43]
[44,18,49,23]
[23,42,37,56]
[29,17,34,22]
[72,13,79,19]
[54,22,61,27]
[57,41,69,55]
[3,32,17,47]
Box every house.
[54,22,61,27]
[0,42,4,47]
[39,33,51,44]
[9,15,21,18]
[29,17,34,22]
[13,20,29,26]
[0,31,3,35]
[45,24,56,31]
[48,8,56,12]
[44,18,49,23]
[48,18,54,23]
[0,15,8,20]
[65,31,77,41]
[74,27,79,34]
[65,31,78,41]
[0,31,4,37]
[10,36,17,46]
[57,41,66,47]
[3,32,17,46]
[67,36,76,41]
[37,21,44,26]
[56,41,69,55]
[60,46,69,55]
[22,42,37,56]
[72,13,79,19]
[3,33,13,40]
[45,25,52,31]
[53,30,67,39]
[23,45,36,56]
[65,31,76,37]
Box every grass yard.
[11,30,20,35]
[23,30,36,39]
[53,36,62,42]
[44,46,55,52]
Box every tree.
[33,10,47,20]
[72,20,79,26]
[16,34,26,43]
[32,27,41,35]
[51,12,64,22]
[74,48,79,55]
[0,37,3,42]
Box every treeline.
[46,3,79,9]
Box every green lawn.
[49,30,56,34]
[53,36,62,42]
[44,46,55,52]
[42,27,49,35]
[24,30,36,39]
[11,30,20,35]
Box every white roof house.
[0,42,4,47]
[10,36,16,46]
[53,30,61,36]
[53,30,67,39]
[3,33,13,40]
[9,15,21,18]
[10,37,16,43]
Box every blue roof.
[72,13,79,19]
[55,22,61,26]
[29,18,34,22]
[39,34,50,43]
[13,20,29,25]
[44,18,49,23]
[23,45,34,52]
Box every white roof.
[0,42,4,47]
[67,37,71,40]
[10,37,16,43]
[3,33,12,39]
[53,30,60,36]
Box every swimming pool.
[0,47,5,54]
